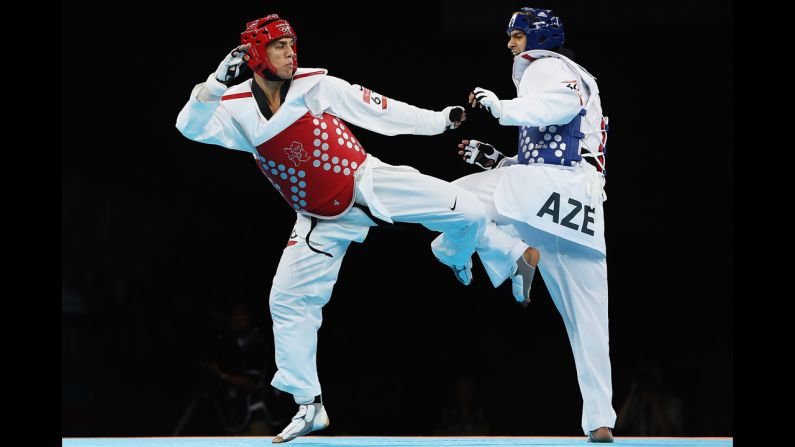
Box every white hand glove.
[443,106,467,130]
[470,87,503,119]
[458,139,505,170]
[214,44,251,85]
[197,44,252,101]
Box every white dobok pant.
[448,166,616,434]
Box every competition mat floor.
[63,437,733,447]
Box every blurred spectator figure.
[202,301,272,435]
[176,301,281,435]
[615,365,685,436]
[435,377,490,435]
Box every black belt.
[305,204,413,258]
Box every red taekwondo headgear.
[241,14,298,78]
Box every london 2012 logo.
[284,141,310,166]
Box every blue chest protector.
[517,109,586,166]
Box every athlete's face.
[507,30,527,56]
[267,37,296,79]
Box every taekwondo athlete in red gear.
[176,14,487,444]
[437,7,615,443]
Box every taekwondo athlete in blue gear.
[435,7,615,443]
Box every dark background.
[62,0,732,437]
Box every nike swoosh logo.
[450,197,457,211]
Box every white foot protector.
[272,403,329,443]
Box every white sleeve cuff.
[497,155,519,168]
[196,73,228,101]
[497,99,512,125]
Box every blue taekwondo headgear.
[506,7,564,51]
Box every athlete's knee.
[271,273,308,297]
[270,278,335,312]
[451,172,483,190]
[454,190,489,227]
[451,176,470,187]
[269,286,300,320]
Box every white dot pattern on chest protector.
[308,116,365,192]
[518,113,590,167]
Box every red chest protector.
[254,112,367,218]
